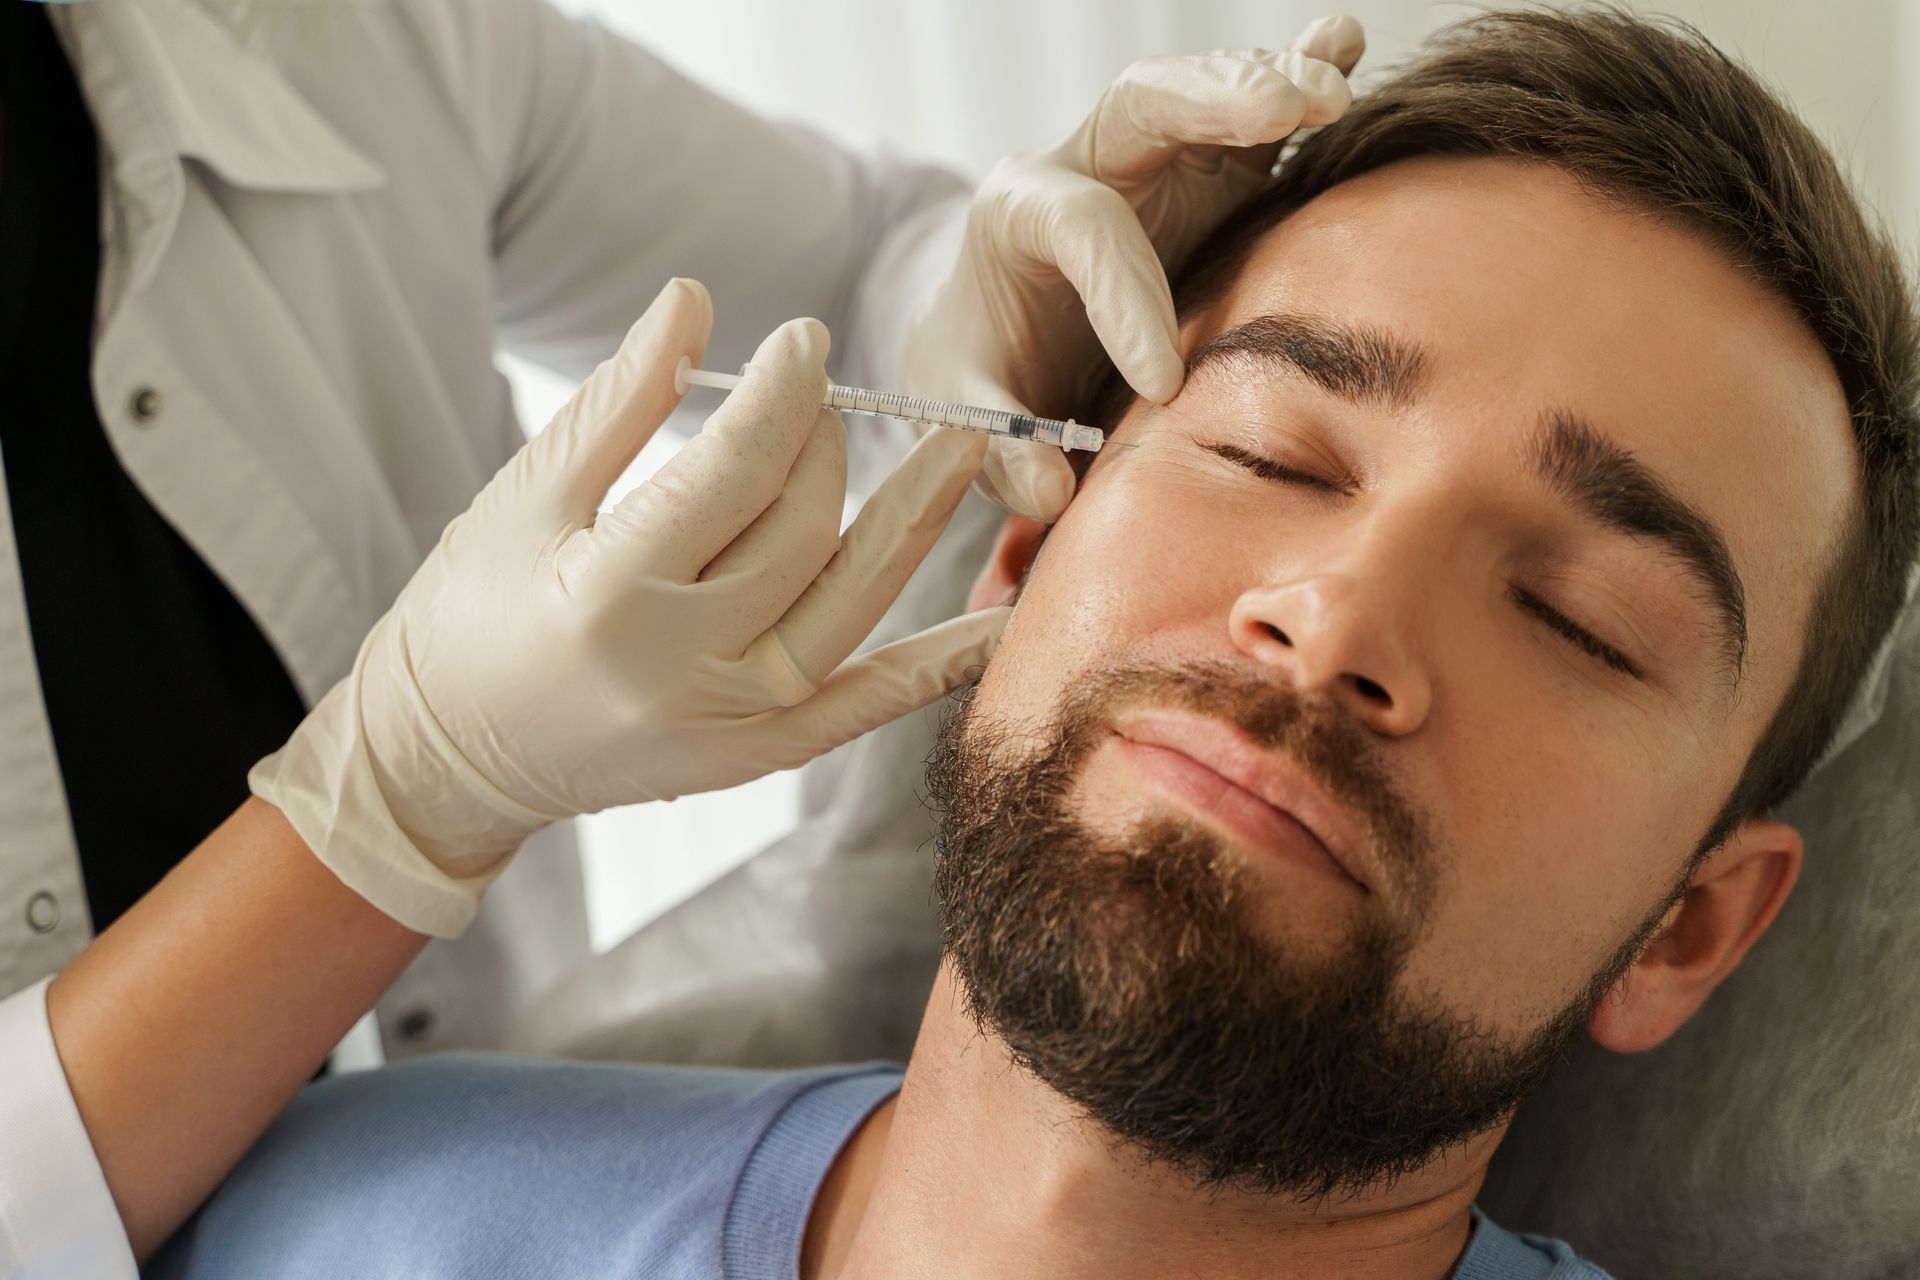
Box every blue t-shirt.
[149,1056,1612,1279]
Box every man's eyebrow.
[1534,410,1748,682]
[1184,313,1430,409]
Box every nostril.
[1264,623,1292,648]
[1352,674,1390,704]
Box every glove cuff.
[249,624,544,937]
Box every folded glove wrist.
[249,623,536,938]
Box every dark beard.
[927,661,1661,1203]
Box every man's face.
[930,155,1854,1197]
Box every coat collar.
[48,0,388,306]
[51,0,387,195]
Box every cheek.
[973,457,1246,727]
[1396,726,1700,1035]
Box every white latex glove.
[904,14,1366,520]
[251,279,1009,936]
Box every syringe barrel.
[678,363,1103,452]
[822,383,1099,452]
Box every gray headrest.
[1814,564,1920,772]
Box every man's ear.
[968,515,1050,613]
[1587,817,1802,1054]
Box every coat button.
[129,387,163,424]
[25,891,59,934]
[397,1008,436,1041]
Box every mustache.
[1042,660,1434,905]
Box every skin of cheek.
[1405,578,1762,1031]
[975,438,1236,745]
[1393,691,1706,1034]
[1396,543,1723,1028]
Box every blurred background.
[497,0,1920,953]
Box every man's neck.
[807,967,1500,1280]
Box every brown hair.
[1126,6,1920,859]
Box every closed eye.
[1208,438,1640,680]
[1511,586,1641,679]
[1204,441,1356,496]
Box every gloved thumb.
[521,277,714,523]
[771,607,1012,766]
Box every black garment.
[0,5,309,933]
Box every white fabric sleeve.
[833,192,970,501]
[446,0,969,393]
[0,978,136,1280]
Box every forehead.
[1194,154,1857,705]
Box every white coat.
[0,0,962,1273]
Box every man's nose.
[1227,574,1432,737]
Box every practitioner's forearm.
[45,797,428,1262]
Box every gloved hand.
[251,278,1009,936]
[904,14,1366,520]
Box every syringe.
[673,357,1108,453]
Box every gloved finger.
[1208,48,1354,181]
[1207,46,1355,129]
[521,277,713,527]
[1269,48,1354,127]
[1290,14,1366,76]
[583,317,832,587]
[997,168,1183,403]
[765,607,1011,769]
[1081,53,1343,183]
[694,407,848,639]
[773,427,988,685]
[979,436,1076,522]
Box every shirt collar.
[49,0,387,195]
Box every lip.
[1112,709,1374,894]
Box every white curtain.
[505,0,1918,950]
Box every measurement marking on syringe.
[673,358,1110,453]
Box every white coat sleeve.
[449,0,968,401]
[0,978,136,1280]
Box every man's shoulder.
[271,1054,855,1153]
[1457,1205,1616,1279]
[311,1052,852,1125]
[150,1056,902,1280]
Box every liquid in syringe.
[674,358,1108,453]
